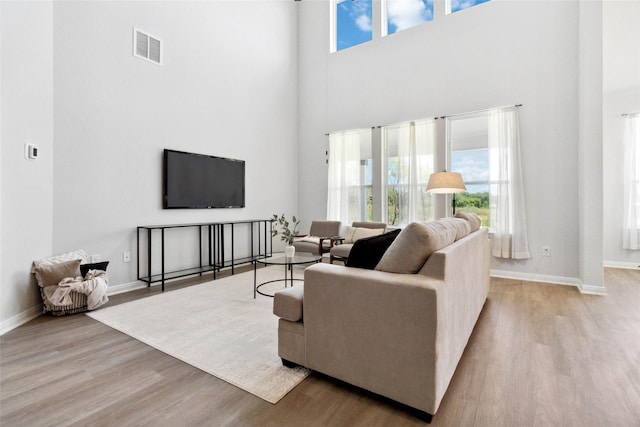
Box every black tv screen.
[163,149,245,209]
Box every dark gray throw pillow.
[80,261,109,278]
[346,229,401,270]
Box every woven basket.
[40,286,88,316]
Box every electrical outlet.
[123,251,131,263]
[542,246,551,257]
[91,254,101,263]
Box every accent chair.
[292,220,342,255]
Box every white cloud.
[355,14,372,31]
[453,152,489,182]
[387,0,432,32]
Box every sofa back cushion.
[375,221,457,274]
[454,212,481,232]
[308,221,341,238]
[351,221,387,230]
[439,217,472,241]
[346,229,401,270]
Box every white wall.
[603,0,640,268]
[298,0,593,283]
[53,1,299,287]
[1,1,55,333]
[0,0,299,330]
[577,0,604,293]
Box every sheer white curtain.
[623,113,640,250]
[383,119,435,225]
[327,129,368,222]
[488,107,531,259]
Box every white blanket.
[50,270,109,310]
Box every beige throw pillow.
[33,259,82,287]
[375,221,457,274]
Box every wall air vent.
[133,28,162,65]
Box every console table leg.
[161,228,165,292]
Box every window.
[328,121,435,227]
[446,0,490,14]
[327,108,527,259]
[384,0,434,36]
[331,0,491,52]
[383,119,435,225]
[327,129,373,223]
[448,114,490,226]
[332,0,373,52]
[447,107,530,259]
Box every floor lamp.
[426,171,467,216]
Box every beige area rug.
[86,266,309,404]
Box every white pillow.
[344,226,385,243]
[351,227,384,242]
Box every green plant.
[271,214,300,245]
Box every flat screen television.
[163,149,245,209]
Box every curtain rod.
[374,118,439,129]
[326,104,523,134]
[374,103,523,129]
[622,111,640,117]
[439,104,523,119]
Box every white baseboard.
[603,260,640,270]
[491,269,581,287]
[0,304,42,336]
[490,269,607,295]
[578,283,608,295]
[107,280,148,296]
[1,280,148,336]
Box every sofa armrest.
[303,264,442,413]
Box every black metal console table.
[137,219,272,291]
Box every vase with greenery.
[271,214,300,257]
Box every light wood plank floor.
[1,268,639,426]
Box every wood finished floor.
[1,267,639,426]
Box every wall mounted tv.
[163,149,245,209]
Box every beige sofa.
[273,215,490,421]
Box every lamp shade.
[426,171,467,194]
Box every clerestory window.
[384,0,434,36]
[446,0,490,15]
[332,0,373,52]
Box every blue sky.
[337,0,490,51]
[336,0,372,51]
[451,149,489,193]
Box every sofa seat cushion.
[347,229,401,270]
[273,285,304,322]
[330,243,353,259]
[293,236,333,251]
[375,221,457,274]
